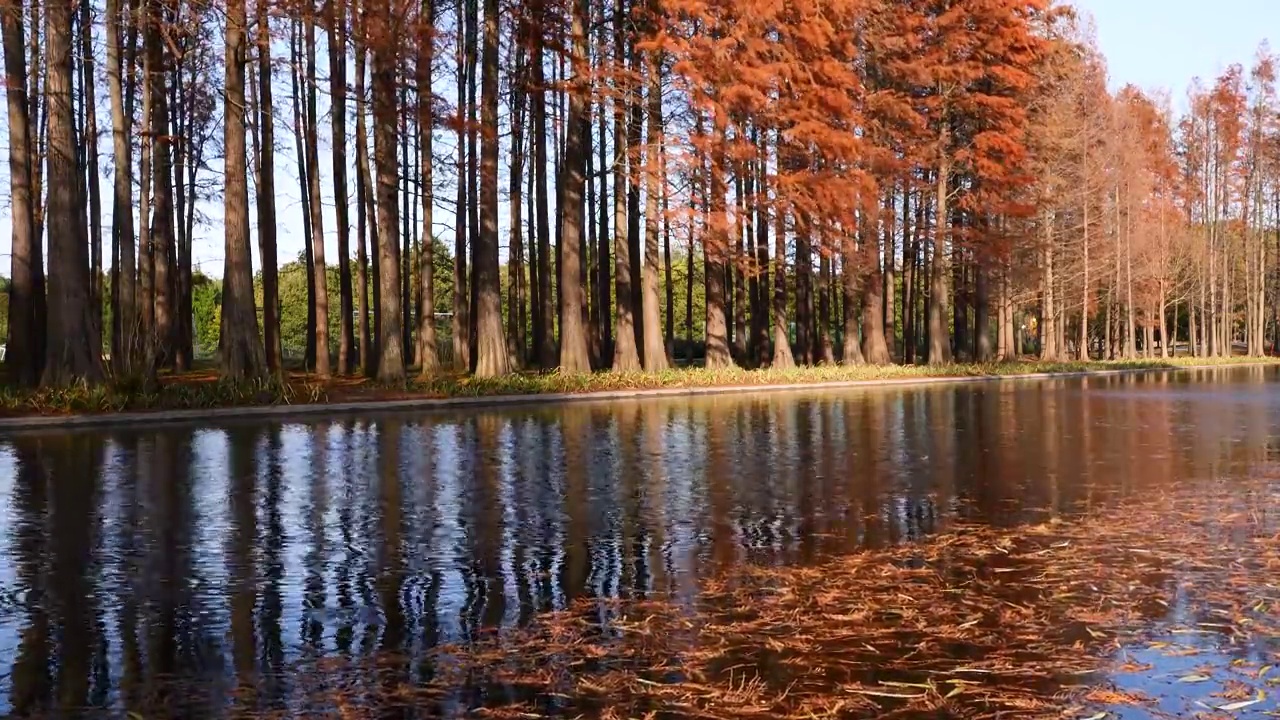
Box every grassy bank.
[0,355,1275,417]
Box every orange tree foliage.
[653,0,1048,272]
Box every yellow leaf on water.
[1178,674,1212,683]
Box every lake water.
[0,366,1278,718]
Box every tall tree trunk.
[953,245,969,360]
[465,0,479,367]
[903,189,919,364]
[353,0,374,372]
[329,0,355,374]
[2,0,39,385]
[531,6,554,367]
[818,251,835,364]
[640,30,667,371]
[1079,192,1089,360]
[729,169,742,361]
[1124,188,1136,359]
[586,96,600,367]
[626,40,643,356]
[686,188,697,366]
[610,0,639,371]
[882,189,896,361]
[370,0,405,380]
[28,0,46,349]
[474,0,510,376]
[529,118,541,364]
[289,24,316,368]
[927,151,952,365]
[1040,211,1058,361]
[751,140,769,366]
[595,13,611,362]
[842,229,864,365]
[138,36,153,352]
[146,8,175,368]
[400,84,414,364]
[104,0,133,376]
[417,0,439,375]
[508,48,526,367]
[453,0,470,370]
[79,0,102,347]
[171,56,192,371]
[662,141,675,359]
[557,0,591,372]
[1158,283,1169,360]
[302,5,331,377]
[975,259,991,362]
[795,223,813,364]
[771,143,794,368]
[219,0,266,380]
[861,210,889,365]
[860,270,890,364]
[255,0,282,372]
[704,119,735,369]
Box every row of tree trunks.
[14,0,1280,393]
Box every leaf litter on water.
[212,479,1280,720]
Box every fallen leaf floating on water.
[1178,674,1213,683]
[1218,691,1266,712]
[1079,713,1109,720]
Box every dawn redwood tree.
[704,121,735,369]
[860,212,891,364]
[531,0,555,368]
[219,0,267,380]
[770,143,795,368]
[1,0,39,386]
[416,0,439,376]
[255,0,283,372]
[558,0,592,372]
[369,0,405,381]
[610,0,641,371]
[508,36,529,365]
[146,0,177,368]
[288,22,316,368]
[104,0,135,375]
[41,0,102,385]
[353,0,376,372]
[595,9,612,362]
[452,0,472,371]
[640,10,669,371]
[302,0,331,377]
[79,0,102,331]
[473,0,510,376]
[329,0,356,374]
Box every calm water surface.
[1,366,1279,717]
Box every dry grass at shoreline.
[1,355,1274,417]
[262,478,1280,720]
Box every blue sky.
[0,0,1276,279]
[1074,0,1277,99]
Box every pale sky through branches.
[1073,0,1279,99]
[0,0,1275,279]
